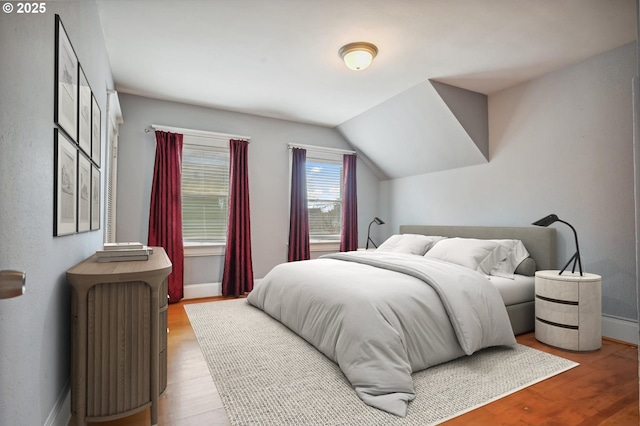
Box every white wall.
[0,3,113,425]
[115,94,380,288]
[380,43,638,321]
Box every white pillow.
[489,240,531,278]
[376,234,446,255]
[424,238,508,275]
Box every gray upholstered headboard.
[399,225,557,271]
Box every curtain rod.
[145,124,250,141]
[288,143,356,156]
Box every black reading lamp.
[366,217,385,249]
[532,214,583,276]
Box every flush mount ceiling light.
[339,42,378,71]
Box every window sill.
[184,241,339,257]
[184,242,226,257]
[310,241,340,252]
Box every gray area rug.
[185,299,578,425]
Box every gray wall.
[379,43,638,321]
[115,94,380,284]
[0,2,113,425]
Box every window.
[104,91,123,243]
[181,134,230,243]
[305,153,343,241]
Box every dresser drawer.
[535,297,579,327]
[535,319,579,351]
[536,276,579,302]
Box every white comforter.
[247,251,516,417]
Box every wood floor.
[89,297,639,426]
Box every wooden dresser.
[67,247,172,426]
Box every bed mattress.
[488,274,535,306]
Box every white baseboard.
[44,381,70,426]
[183,280,262,300]
[183,282,222,299]
[602,315,639,345]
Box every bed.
[247,225,557,417]
[399,225,557,335]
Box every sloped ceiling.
[95,0,637,179]
[338,81,488,179]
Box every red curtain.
[222,139,254,297]
[340,153,358,251]
[148,131,184,303]
[288,148,310,261]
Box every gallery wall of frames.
[53,14,101,236]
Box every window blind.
[306,157,343,241]
[181,142,230,242]
[104,119,118,243]
[104,91,123,243]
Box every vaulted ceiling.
[96,0,637,179]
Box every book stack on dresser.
[95,242,153,262]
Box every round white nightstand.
[534,270,602,351]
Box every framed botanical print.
[91,94,101,167]
[54,129,77,236]
[54,15,78,143]
[90,165,100,230]
[78,64,92,156]
[77,152,91,232]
